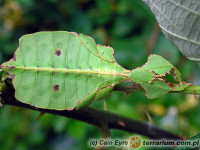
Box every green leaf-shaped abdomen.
[1,31,129,110]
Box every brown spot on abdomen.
[53,84,59,91]
[55,50,61,56]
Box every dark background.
[0,0,199,149]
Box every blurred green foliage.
[0,0,199,150]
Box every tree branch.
[114,80,200,95]
[0,80,184,140]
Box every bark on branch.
[0,80,183,140]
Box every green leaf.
[1,31,129,110]
[141,81,170,98]
[1,32,190,110]
[143,0,200,62]
[129,55,190,98]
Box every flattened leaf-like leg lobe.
[141,81,170,99]
[98,74,124,88]
[79,34,98,56]
[76,90,98,110]
[94,86,114,101]
[172,82,190,91]
[97,45,115,62]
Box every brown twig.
[0,82,183,140]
